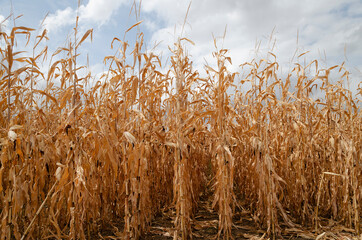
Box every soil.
[95,191,361,240]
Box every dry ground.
[94,189,361,240]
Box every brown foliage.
[0,18,361,240]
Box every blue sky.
[0,0,361,97]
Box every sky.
[0,0,361,98]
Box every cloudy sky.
[0,0,361,97]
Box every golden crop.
[0,15,361,240]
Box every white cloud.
[141,0,362,96]
[0,14,10,33]
[43,0,128,33]
[0,14,6,24]
[144,19,157,31]
[43,7,76,33]
[79,0,127,25]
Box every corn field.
[0,19,361,240]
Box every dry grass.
[0,11,361,240]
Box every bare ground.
[94,190,360,240]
